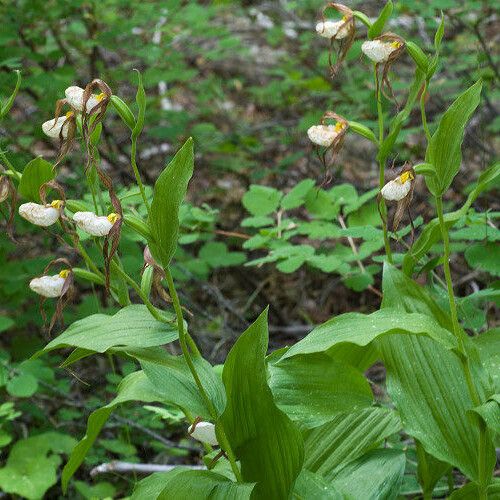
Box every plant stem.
[0,150,21,181]
[164,267,242,482]
[130,137,151,219]
[435,195,489,496]
[374,64,393,264]
[420,81,431,142]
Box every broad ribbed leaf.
[268,353,373,428]
[368,0,393,39]
[281,308,456,361]
[378,264,496,483]
[18,157,55,202]
[218,309,304,499]
[62,371,165,492]
[42,305,177,355]
[425,80,482,195]
[303,407,401,480]
[473,328,500,392]
[149,138,194,267]
[125,346,226,419]
[471,395,500,434]
[292,470,342,499]
[330,449,406,500]
[158,470,254,499]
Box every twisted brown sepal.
[142,246,171,304]
[374,33,405,108]
[81,79,112,174]
[0,176,18,242]
[320,3,355,78]
[51,99,77,166]
[39,258,74,336]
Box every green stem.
[420,81,431,142]
[130,137,151,219]
[0,150,21,181]
[164,267,242,482]
[374,64,393,264]
[435,195,489,495]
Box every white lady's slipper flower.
[188,421,218,446]
[19,201,63,227]
[73,211,120,236]
[361,40,402,63]
[42,112,74,139]
[307,122,346,147]
[65,86,106,113]
[29,269,70,298]
[381,171,414,201]
[316,18,350,39]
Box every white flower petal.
[189,421,218,446]
[73,211,113,236]
[42,116,70,139]
[65,86,100,113]
[19,202,60,226]
[29,274,66,298]
[381,178,412,201]
[315,20,349,39]
[361,40,398,63]
[307,125,339,147]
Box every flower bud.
[65,86,106,113]
[42,112,74,139]
[19,201,62,226]
[73,211,120,236]
[362,39,402,63]
[381,170,414,201]
[188,421,218,446]
[307,122,346,147]
[316,18,350,39]
[29,270,69,298]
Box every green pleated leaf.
[292,470,342,499]
[378,264,496,484]
[425,80,482,196]
[125,346,226,420]
[148,138,194,267]
[303,407,401,480]
[368,0,393,39]
[330,449,406,500]
[18,157,55,202]
[416,440,451,498]
[218,308,304,499]
[268,353,373,428]
[473,328,500,392]
[281,308,456,361]
[448,479,500,499]
[470,394,500,434]
[62,371,165,492]
[158,470,254,500]
[40,305,177,355]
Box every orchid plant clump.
[0,1,499,499]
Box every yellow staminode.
[107,213,120,224]
[390,41,402,49]
[50,200,64,209]
[65,111,74,119]
[399,171,414,184]
[96,93,106,101]
[334,122,346,133]
[59,269,70,279]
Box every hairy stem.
[164,267,242,482]
[130,137,151,219]
[374,65,393,264]
[420,82,431,142]
[435,195,489,495]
